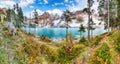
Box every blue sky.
[18,0,87,11]
[0,0,99,17]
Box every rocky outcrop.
[27,10,99,28]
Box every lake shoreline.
[22,27,106,43]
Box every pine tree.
[83,0,94,42]
[116,0,120,30]
[18,7,24,27]
[6,8,11,22]
[33,9,39,24]
[33,9,39,36]
[13,3,24,28]
[90,16,95,37]
[78,24,86,38]
[63,10,72,42]
[98,0,120,31]
[98,0,111,31]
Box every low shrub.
[92,43,111,64]
[27,33,35,37]
[67,33,73,47]
[89,56,102,64]
[57,46,69,63]
[0,37,2,43]
[40,35,51,42]
[92,36,103,46]
[2,27,8,31]
[106,32,112,36]
[3,30,13,37]
[57,44,84,63]
[73,44,84,56]
[110,31,120,53]
[23,38,40,57]
[79,36,87,45]
[115,34,120,52]
[19,38,41,64]
[14,48,28,64]
[0,48,8,64]
[2,27,13,37]
[40,44,57,62]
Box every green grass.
[0,22,120,64]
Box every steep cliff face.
[27,10,100,28]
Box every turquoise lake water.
[22,27,106,39]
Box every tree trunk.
[80,32,81,38]
[29,14,31,34]
[108,0,110,32]
[34,25,36,36]
[91,30,93,38]
[88,2,91,42]
[66,27,68,42]
[29,23,30,34]
[119,25,120,31]
[91,30,92,38]
[66,22,68,43]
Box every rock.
[5,22,17,36]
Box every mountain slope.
[0,22,120,64]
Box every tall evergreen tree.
[63,10,72,42]
[10,9,16,23]
[13,3,24,28]
[90,16,95,37]
[33,9,39,36]
[97,0,111,31]
[83,0,94,42]
[18,7,24,27]
[76,16,84,38]
[78,24,86,38]
[116,0,120,30]
[33,9,39,24]
[6,8,11,22]
[98,0,120,31]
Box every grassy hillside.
[0,22,120,64]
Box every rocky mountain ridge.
[27,10,99,28]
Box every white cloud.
[91,0,99,14]
[69,1,74,3]
[75,0,80,3]
[43,0,48,4]
[0,5,6,8]
[68,0,98,12]
[25,9,43,18]
[39,2,43,4]
[0,0,35,8]
[29,5,34,8]
[0,0,16,8]
[68,4,80,12]
[72,0,98,13]
[67,0,87,11]
[47,9,63,16]
[25,9,63,18]
[51,4,54,7]
[52,2,64,6]
[55,3,64,6]
[36,9,44,15]
[65,0,69,2]
[19,0,35,7]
